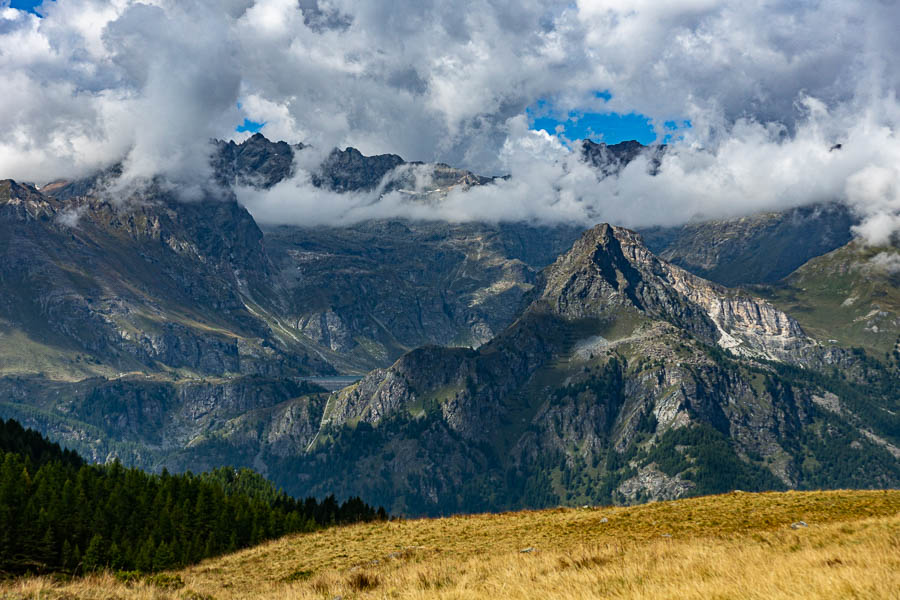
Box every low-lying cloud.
[240,100,900,245]
[2,1,900,243]
[868,251,900,275]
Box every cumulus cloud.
[55,204,87,228]
[241,102,900,238]
[868,251,900,274]
[1,0,900,240]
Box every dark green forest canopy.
[0,418,386,575]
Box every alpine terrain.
[0,136,897,516]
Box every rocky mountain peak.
[213,133,299,189]
[0,179,60,220]
[540,223,713,333]
[581,139,666,177]
[1,179,39,201]
[313,147,406,191]
[539,223,813,361]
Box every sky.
[1,1,900,242]
[9,0,44,13]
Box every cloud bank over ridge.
[1,0,900,240]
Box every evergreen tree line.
[0,418,386,575]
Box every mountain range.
[1,135,897,515]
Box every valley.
[2,3,899,597]
[0,136,898,517]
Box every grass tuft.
[347,571,379,591]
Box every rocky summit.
[0,137,897,516]
[289,224,897,513]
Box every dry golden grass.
[4,489,899,600]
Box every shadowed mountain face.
[262,225,899,514]
[213,133,300,189]
[0,140,573,379]
[580,139,665,177]
[311,146,406,191]
[0,179,328,380]
[642,203,857,286]
[262,220,584,370]
[2,136,896,516]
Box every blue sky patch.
[527,96,693,146]
[531,111,656,145]
[661,119,692,143]
[527,94,659,145]
[236,118,265,134]
[10,0,50,16]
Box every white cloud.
[0,0,899,241]
[241,100,900,239]
[868,251,900,274]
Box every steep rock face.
[258,394,327,458]
[325,348,459,429]
[0,181,328,379]
[213,133,300,189]
[0,179,61,219]
[313,147,405,191]
[580,140,665,177]
[539,225,717,339]
[211,133,492,197]
[297,310,355,353]
[282,225,897,514]
[642,203,855,286]
[539,224,815,361]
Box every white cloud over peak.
[1,0,900,241]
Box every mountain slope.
[9,490,899,599]
[263,225,898,514]
[263,220,583,368]
[5,201,894,513]
[757,240,900,359]
[641,203,856,286]
[0,179,328,380]
[1,137,892,517]
[0,138,582,377]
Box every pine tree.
[135,537,156,572]
[107,542,122,571]
[82,534,106,572]
[37,525,56,568]
[60,539,75,571]
[153,541,175,571]
[0,419,385,575]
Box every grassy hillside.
[758,241,900,359]
[5,490,899,599]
